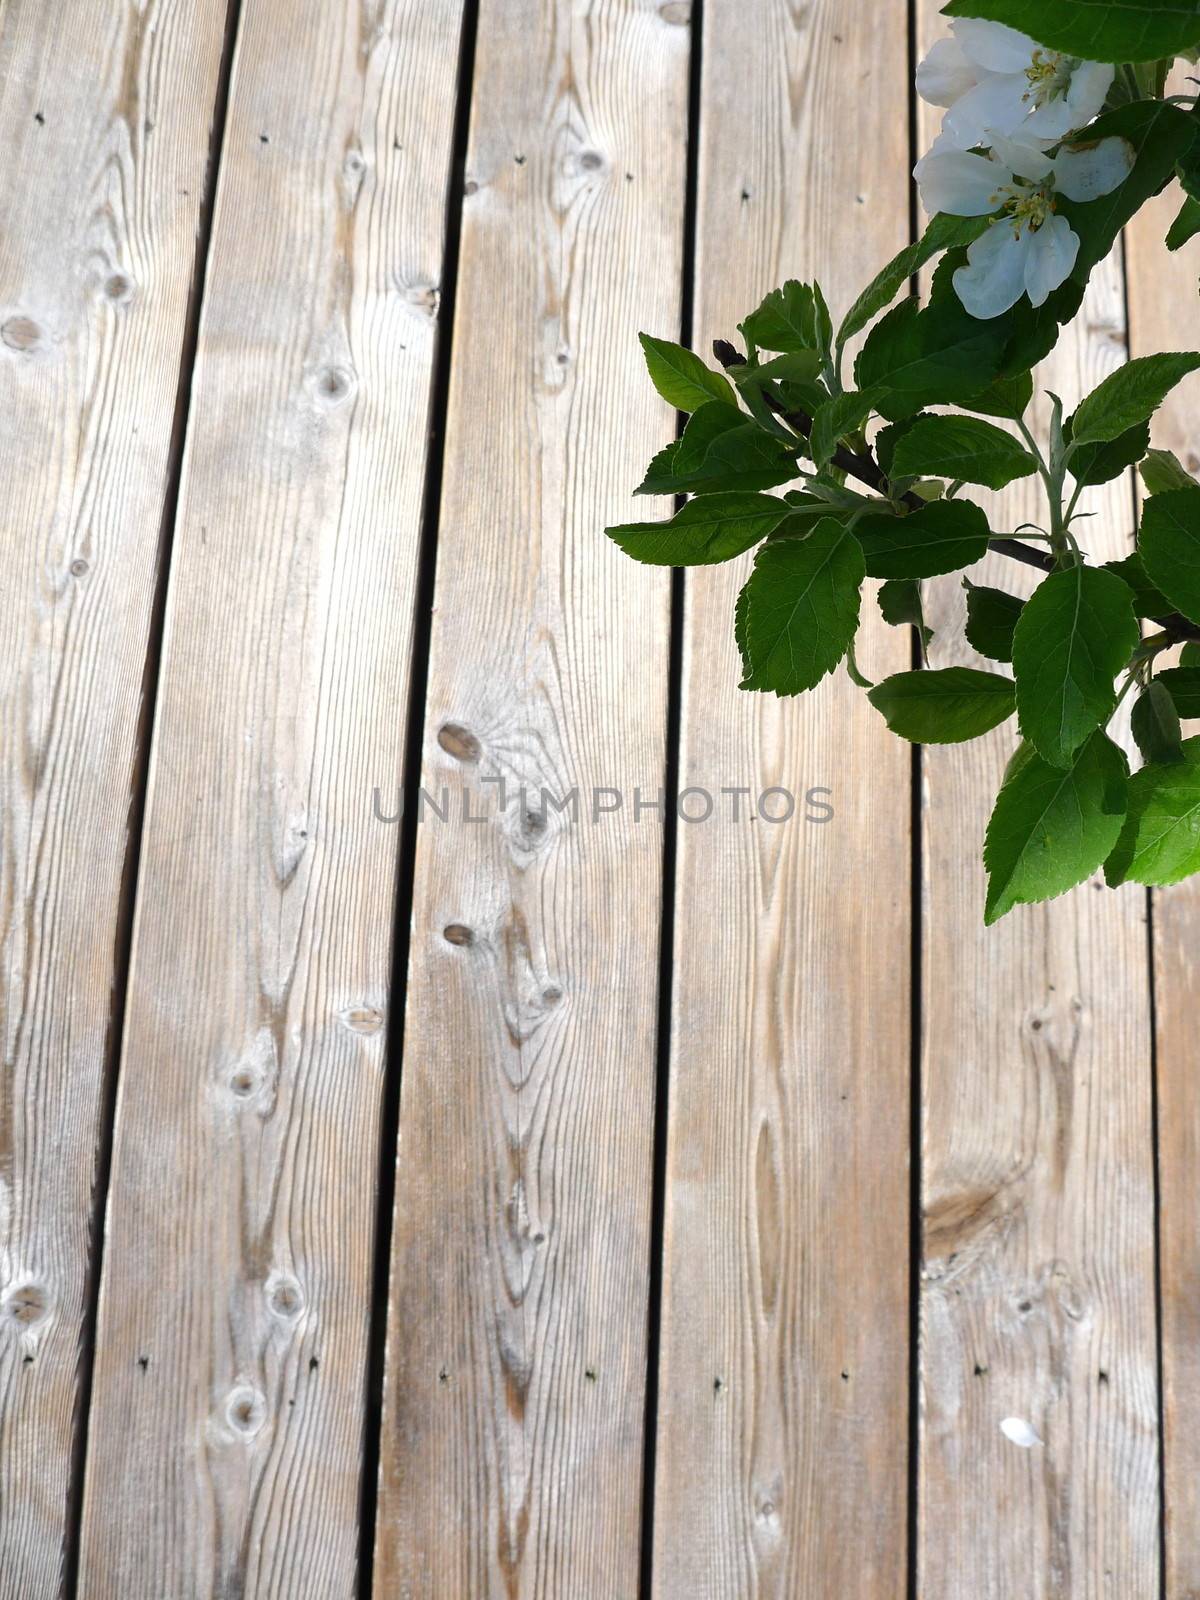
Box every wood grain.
[0,2,233,1593]
[916,9,1160,1592]
[649,4,913,1595]
[75,2,466,1593]
[371,0,688,1592]
[1124,156,1200,1600]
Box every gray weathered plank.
[76,2,466,1593]
[1125,163,1200,1600]
[649,3,913,1594]
[372,0,688,1592]
[916,7,1160,1591]
[0,2,233,1593]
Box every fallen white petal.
[1000,1416,1043,1448]
[1052,136,1135,203]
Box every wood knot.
[339,1004,384,1035]
[443,923,474,947]
[313,365,355,407]
[2,316,42,352]
[578,149,604,172]
[265,1272,304,1323]
[223,1382,267,1439]
[104,274,133,304]
[224,1032,276,1110]
[404,282,440,318]
[437,722,481,762]
[3,1282,50,1328]
[70,558,89,577]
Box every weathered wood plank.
[372,0,688,1591]
[1124,167,1200,1600]
[76,2,467,1593]
[0,2,233,1592]
[915,9,1160,1591]
[649,4,913,1594]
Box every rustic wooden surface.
[73,1,466,1594]
[372,1,687,1592]
[1125,157,1200,1600]
[0,0,1195,1593]
[914,10,1161,1591]
[648,3,913,1597]
[0,2,233,1593]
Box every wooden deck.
[1,1,1198,1594]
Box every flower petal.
[988,132,1054,182]
[1065,61,1115,127]
[942,72,1030,147]
[1023,214,1079,307]
[1023,98,1078,141]
[952,17,1037,74]
[954,220,1032,318]
[1052,136,1134,202]
[917,37,978,108]
[914,149,1008,216]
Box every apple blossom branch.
[711,338,1200,646]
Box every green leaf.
[1140,447,1197,495]
[732,351,826,425]
[836,212,990,350]
[868,667,1016,744]
[984,733,1129,925]
[605,492,792,565]
[1070,351,1200,446]
[636,402,798,495]
[741,280,823,355]
[1166,194,1200,250]
[1011,565,1140,767]
[855,498,991,580]
[890,415,1036,491]
[1106,736,1200,886]
[855,294,1006,422]
[961,369,1034,421]
[1157,665,1200,717]
[875,416,925,479]
[1182,643,1200,667]
[1138,485,1200,622]
[878,577,933,646]
[809,390,876,469]
[942,0,1200,63]
[1102,551,1171,617]
[964,581,1025,662]
[1132,680,1186,765]
[736,518,865,695]
[1066,420,1151,488]
[812,281,833,361]
[638,333,734,411]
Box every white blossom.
[913,132,1133,318]
[917,19,1114,150]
